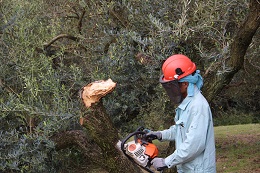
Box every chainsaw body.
[124,138,158,167]
[120,127,159,173]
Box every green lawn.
[215,124,260,173]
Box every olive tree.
[0,0,259,172]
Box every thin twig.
[43,34,80,49]
[78,10,86,34]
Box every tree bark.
[79,79,143,172]
[203,0,260,102]
[51,130,104,166]
[81,102,142,173]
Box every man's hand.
[151,158,167,171]
[145,131,162,140]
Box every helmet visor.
[159,75,182,104]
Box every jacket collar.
[178,85,200,110]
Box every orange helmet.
[161,54,196,81]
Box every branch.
[51,130,102,160]
[109,5,129,28]
[43,34,80,49]
[224,81,246,89]
[204,0,260,101]
[78,10,86,34]
[229,0,260,71]
[52,130,90,149]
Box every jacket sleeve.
[160,125,177,141]
[164,105,210,168]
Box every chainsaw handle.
[120,130,146,151]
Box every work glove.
[145,131,162,140]
[151,158,167,171]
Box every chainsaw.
[118,126,164,173]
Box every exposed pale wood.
[80,78,116,108]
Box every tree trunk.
[79,79,142,172]
[81,102,142,173]
[203,0,260,101]
[51,79,143,172]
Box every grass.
[215,124,260,173]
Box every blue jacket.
[160,86,216,173]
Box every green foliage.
[0,0,82,172]
[0,130,56,172]
[213,110,260,126]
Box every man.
[146,54,216,173]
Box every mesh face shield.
[159,75,182,105]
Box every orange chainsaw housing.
[145,143,159,158]
[137,139,158,159]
